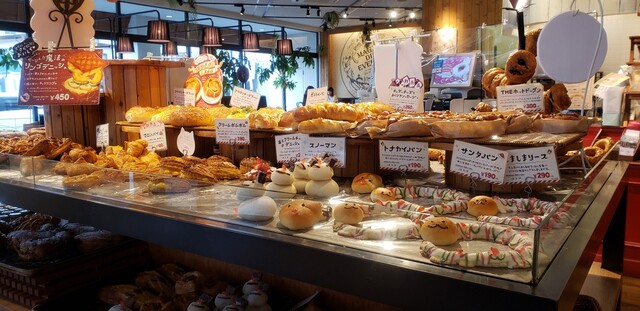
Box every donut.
[238,196,277,221]
[543,84,572,113]
[594,137,614,152]
[419,217,460,246]
[505,50,537,84]
[452,59,471,78]
[333,202,366,225]
[351,173,383,194]
[467,195,499,217]
[370,187,396,202]
[246,289,269,307]
[583,146,605,166]
[482,68,504,98]
[279,199,323,230]
[525,28,542,56]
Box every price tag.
[619,129,640,157]
[388,86,424,113]
[215,118,250,145]
[275,133,309,163]
[177,127,196,156]
[173,88,196,106]
[306,87,327,105]
[504,146,560,184]
[140,121,168,152]
[379,140,429,173]
[230,86,261,109]
[11,38,38,59]
[450,140,508,184]
[303,137,346,168]
[496,83,544,112]
[96,123,109,148]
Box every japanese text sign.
[215,119,250,145]
[230,86,261,109]
[388,86,424,113]
[619,129,639,157]
[379,140,429,173]
[504,146,560,184]
[303,137,346,168]
[496,83,544,112]
[140,121,168,152]
[451,140,508,184]
[177,127,195,156]
[275,133,309,163]
[306,87,328,105]
[96,123,109,148]
[173,88,196,106]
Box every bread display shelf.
[0,152,629,310]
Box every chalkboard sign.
[12,38,39,60]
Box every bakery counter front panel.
[0,153,628,310]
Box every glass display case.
[0,152,628,310]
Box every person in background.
[301,85,314,106]
[327,87,337,102]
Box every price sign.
[140,121,168,152]
[230,86,261,109]
[215,118,250,145]
[619,129,640,157]
[96,123,109,148]
[177,127,196,156]
[275,133,309,163]
[496,83,544,112]
[306,87,328,105]
[379,140,429,173]
[11,38,38,59]
[388,86,424,113]
[173,88,196,106]
[504,146,560,184]
[450,140,508,184]
[303,137,346,168]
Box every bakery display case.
[0,149,628,310]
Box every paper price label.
[496,83,544,112]
[306,87,327,105]
[504,146,560,184]
[174,88,196,106]
[230,86,261,109]
[140,121,168,152]
[619,129,640,157]
[388,86,424,113]
[215,118,250,145]
[177,127,195,156]
[303,137,346,168]
[379,140,429,173]
[451,140,508,184]
[96,123,109,148]
[275,133,309,163]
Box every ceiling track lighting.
[342,10,348,19]
[316,8,321,17]
[234,4,245,15]
[306,7,310,16]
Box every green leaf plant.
[255,46,315,91]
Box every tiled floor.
[622,276,640,311]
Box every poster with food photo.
[185,53,224,107]
[18,49,106,105]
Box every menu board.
[185,53,224,107]
[19,49,105,105]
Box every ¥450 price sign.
[379,140,429,173]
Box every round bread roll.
[419,217,460,246]
[333,202,365,225]
[308,163,334,181]
[265,183,296,199]
[270,167,294,186]
[370,187,396,202]
[467,195,499,217]
[351,173,383,194]
[279,199,322,230]
[305,179,340,198]
[238,196,277,221]
[505,50,537,84]
[236,181,265,200]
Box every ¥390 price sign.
[450,140,508,184]
[504,146,560,184]
[215,118,250,145]
[379,140,429,173]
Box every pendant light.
[202,26,222,47]
[147,20,170,42]
[242,32,260,51]
[163,41,178,56]
[277,31,293,55]
[201,45,216,55]
[116,35,134,54]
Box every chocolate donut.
[7,229,72,260]
[505,50,537,84]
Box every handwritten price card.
[306,87,328,105]
[96,123,109,148]
[619,129,640,157]
[303,137,346,168]
[177,127,195,156]
[140,121,168,151]
[451,140,508,184]
[388,86,424,113]
[379,140,429,173]
[174,88,196,106]
[215,119,250,145]
[275,133,309,163]
[230,86,261,109]
[504,146,560,184]
[496,83,544,112]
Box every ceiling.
[94,0,423,31]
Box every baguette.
[125,107,158,123]
[297,118,355,134]
[430,119,507,138]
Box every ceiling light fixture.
[342,11,348,19]
[147,20,170,42]
[316,8,321,17]
[202,26,222,47]
[116,35,134,54]
[306,7,310,16]
[409,11,416,19]
[390,10,398,18]
[240,5,245,15]
[242,32,260,51]
[277,31,293,55]
[163,41,178,56]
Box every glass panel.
[285,58,318,111]
[244,51,280,108]
[286,28,317,53]
[0,31,35,130]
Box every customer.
[327,87,337,102]
[301,85,314,106]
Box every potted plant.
[255,47,315,91]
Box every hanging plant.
[322,11,340,29]
[256,47,315,91]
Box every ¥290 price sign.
[379,140,429,173]
[215,119,250,145]
[450,140,508,184]
[504,146,560,184]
